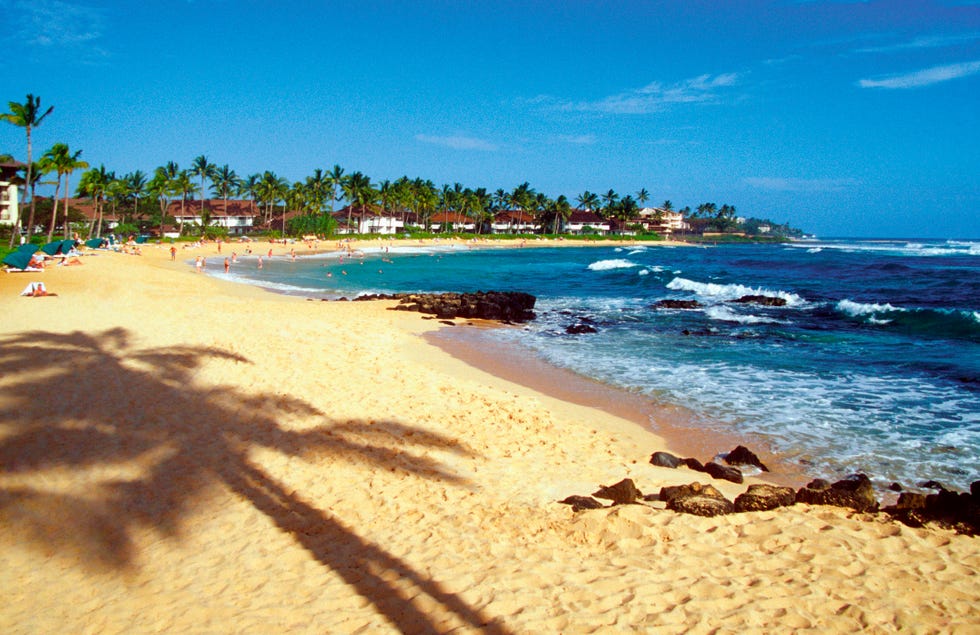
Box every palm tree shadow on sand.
[0,327,510,634]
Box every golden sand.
[1,239,977,634]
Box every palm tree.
[305,168,329,216]
[601,189,619,218]
[77,165,113,238]
[662,199,673,211]
[172,169,196,233]
[42,143,87,242]
[2,94,54,247]
[211,164,239,216]
[238,174,260,217]
[327,164,345,214]
[636,188,650,208]
[123,170,148,224]
[577,190,600,213]
[149,164,182,236]
[510,182,534,234]
[191,155,216,222]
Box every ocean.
[217,238,980,492]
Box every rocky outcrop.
[662,482,735,517]
[653,299,703,310]
[730,295,787,307]
[559,495,605,511]
[566,323,598,334]
[592,479,643,505]
[734,484,797,512]
[650,451,683,469]
[355,291,537,323]
[884,480,980,535]
[724,445,770,472]
[795,474,878,513]
[704,461,744,484]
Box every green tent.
[85,238,105,249]
[17,243,39,254]
[60,239,76,254]
[2,249,35,270]
[40,241,62,255]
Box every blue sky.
[1,0,978,238]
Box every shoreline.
[1,238,977,633]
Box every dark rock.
[973,481,980,498]
[730,295,788,307]
[705,461,744,484]
[592,478,642,505]
[663,482,734,517]
[566,323,598,334]
[888,482,904,492]
[885,487,980,535]
[919,480,949,491]
[683,457,707,472]
[559,495,605,511]
[724,445,770,472]
[795,474,878,512]
[377,291,536,323]
[650,451,683,469]
[734,484,797,512]
[654,299,703,310]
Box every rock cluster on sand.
[562,447,980,533]
[353,291,537,322]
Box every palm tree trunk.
[47,173,62,242]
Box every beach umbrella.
[2,249,34,270]
[60,239,76,254]
[85,238,105,249]
[17,243,39,254]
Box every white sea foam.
[836,299,906,317]
[704,306,790,325]
[666,277,805,306]
[588,258,639,271]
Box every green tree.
[2,94,54,246]
[149,163,181,236]
[191,155,216,222]
[77,165,113,238]
[42,143,88,242]
[327,164,345,214]
[211,164,239,217]
[636,188,650,207]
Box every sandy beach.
[1,239,978,634]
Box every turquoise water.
[216,238,980,491]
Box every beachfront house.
[637,207,690,236]
[564,209,610,235]
[428,211,476,233]
[333,205,404,234]
[490,210,542,234]
[0,160,23,229]
[167,200,256,235]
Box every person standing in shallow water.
[224,258,230,273]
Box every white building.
[0,161,23,228]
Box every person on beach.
[224,258,230,273]
[195,256,203,273]
[258,256,263,269]
[170,245,177,261]
[231,252,238,263]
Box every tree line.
[3,93,790,242]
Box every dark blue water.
[218,238,980,490]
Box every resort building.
[564,209,610,235]
[0,160,23,228]
[491,210,542,234]
[166,200,257,235]
[637,207,690,235]
[333,205,405,234]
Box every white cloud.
[855,32,980,54]
[858,60,980,89]
[415,134,498,151]
[744,177,857,193]
[558,72,740,115]
[12,0,105,47]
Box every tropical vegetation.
[2,93,804,245]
